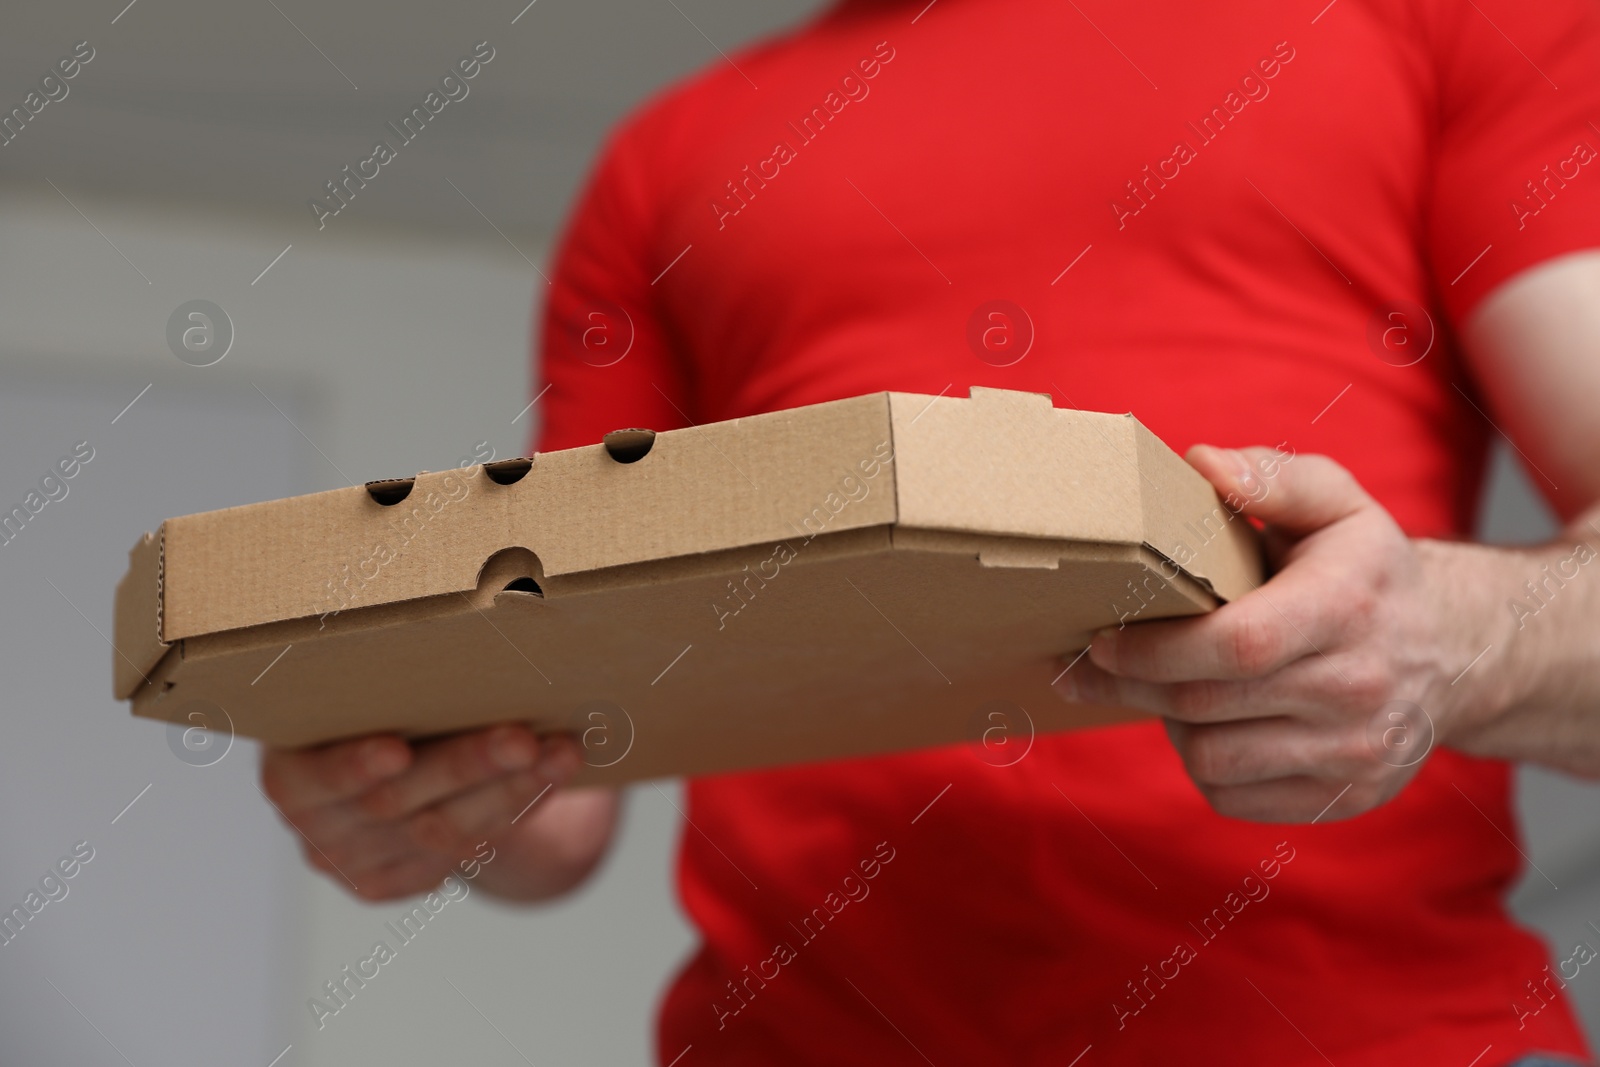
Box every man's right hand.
[261,723,619,903]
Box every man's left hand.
[1053,444,1494,824]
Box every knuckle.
[1339,728,1380,769]
[1340,660,1392,709]
[1182,728,1236,785]
[1342,583,1380,632]
[1169,680,1222,721]
[1226,614,1280,676]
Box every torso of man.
[532,0,1600,1062]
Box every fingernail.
[536,739,580,783]
[1230,449,1260,494]
[1055,671,1080,702]
[1093,629,1118,672]
[491,729,537,771]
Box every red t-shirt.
[530,0,1600,1062]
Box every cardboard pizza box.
[112,386,1262,783]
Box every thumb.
[1186,444,1374,536]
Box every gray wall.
[0,199,700,1067]
[0,365,304,1067]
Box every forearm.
[471,787,622,903]
[1431,504,1600,775]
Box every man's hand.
[1053,444,1506,824]
[261,724,617,902]
[1052,253,1600,822]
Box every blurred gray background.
[0,1,1596,1064]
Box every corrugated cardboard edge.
[112,528,171,699]
[1131,423,1263,602]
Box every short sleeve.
[529,117,695,455]
[1425,0,1600,324]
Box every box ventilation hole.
[475,546,545,603]
[485,458,534,485]
[603,428,656,464]
[502,576,544,596]
[365,478,415,506]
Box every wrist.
[1414,537,1529,750]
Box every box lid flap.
[887,386,1259,600]
[159,394,900,639]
